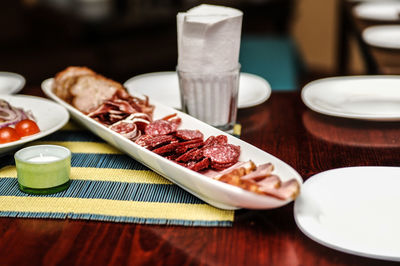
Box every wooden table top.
[1,86,399,265]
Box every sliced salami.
[188,157,210,172]
[203,144,240,165]
[175,129,204,141]
[138,113,241,173]
[164,153,180,161]
[148,135,177,149]
[110,121,136,134]
[175,148,204,162]
[152,142,180,154]
[169,117,182,131]
[134,135,154,148]
[134,134,176,149]
[175,139,204,154]
[204,135,228,147]
[144,119,174,136]
[109,121,139,140]
[215,135,228,145]
[211,161,237,170]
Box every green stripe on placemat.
[0,122,234,226]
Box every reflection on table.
[302,110,400,148]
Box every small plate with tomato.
[0,95,69,155]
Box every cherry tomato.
[15,119,40,137]
[0,127,21,144]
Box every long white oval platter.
[42,78,302,210]
[124,71,271,110]
[301,76,400,121]
[0,95,69,155]
[294,166,400,261]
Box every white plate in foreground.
[363,25,400,49]
[0,95,70,155]
[124,71,271,109]
[353,1,400,22]
[0,72,25,94]
[294,166,400,261]
[42,78,301,210]
[301,76,400,121]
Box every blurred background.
[0,0,365,89]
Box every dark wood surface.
[1,87,399,265]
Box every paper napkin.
[177,4,243,72]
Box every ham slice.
[258,179,300,200]
[210,160,300,201]
[205,160,256,178]
[240,162,274,181]
[256,175,281,190]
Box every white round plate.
[124,71,271,109]
[0,95,69,155]
[301,76,400,121]
[363,25,400,49]
[0,72,25,94]
[353,1,400,21]
[294,166,400,261]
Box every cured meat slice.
[188,157,210,172]
[134,134,175,149]
[204,135,228,147]
[124,112,152,122]
[215,135,228,145]
[158,113,181,131]
[203,144,240,165]
[145,120,174,136]
[240,163,274,181]
[110,121,136,133]
[130,118,150,133]
[134,135,154,148]
[164,153,180,161]
[175,139,204,154]
[87,94,154,127]
[152,142,180,154]
[169,117,182,132]
[109,121,139,140]
[148,135,177,149]
[256,175,281,190]
[175,148,204,162]
[175,129,203,141]
[212,161,256,179]
[202,161,254,178]
[258,179,300,200]
[105,98,137,114]
[211,161,237,170]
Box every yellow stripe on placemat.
[0,166,171,184]
[72,167,171,184]
[28,141,122,154]
[0,196,234,222]
[0,166,16,177]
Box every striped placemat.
[0,122,234,226]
